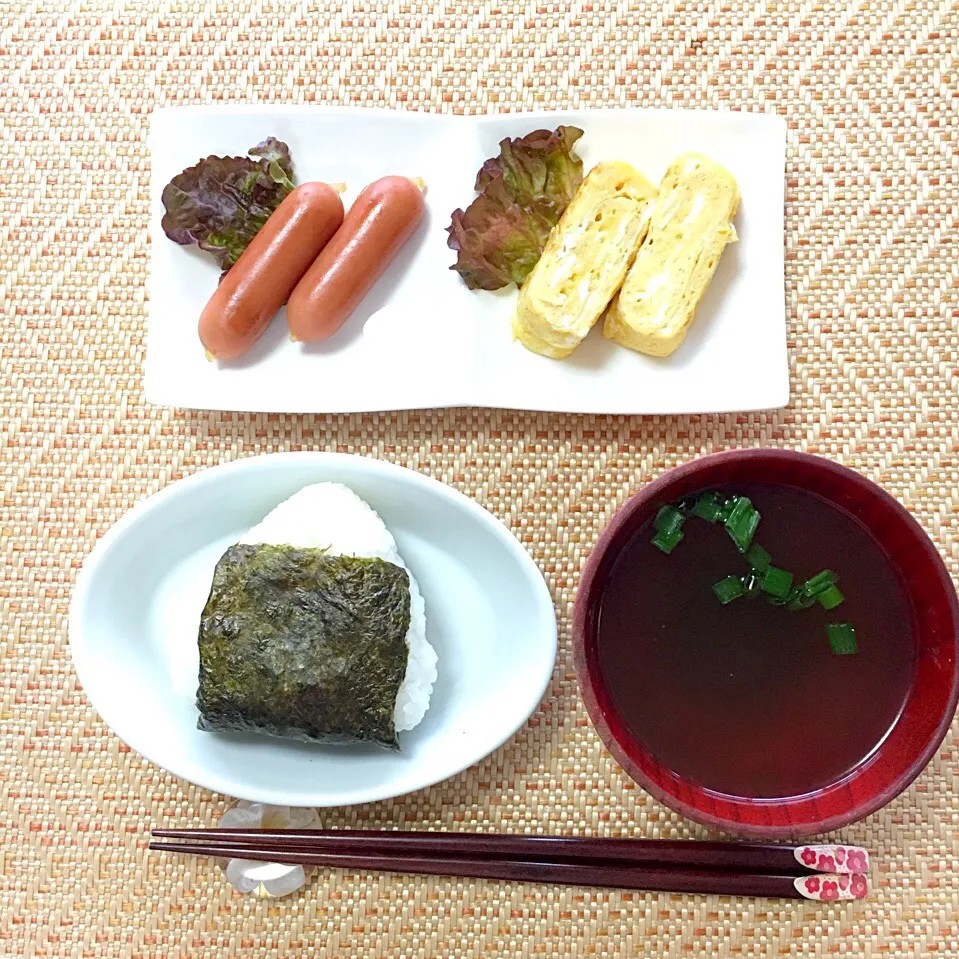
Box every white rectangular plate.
[146,106,788,415]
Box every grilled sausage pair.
[199,176,425,360]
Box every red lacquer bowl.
[573,449,959,838]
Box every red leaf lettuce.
[161,138,296,271]
[447,126,584,290]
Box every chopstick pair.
[150,829,871,900]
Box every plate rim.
[68,451,559,805]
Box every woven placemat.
[3,0,958,955]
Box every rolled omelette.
[512,161,658,359]
[604,154,740,357]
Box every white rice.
[239,482,437,731]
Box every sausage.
[198,182,345,360]
[287,176,425,342]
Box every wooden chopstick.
[149,830,871,898]
[148,839,833,899]
[150,828,867,876]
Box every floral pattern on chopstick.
[795,844,870,874]
[795,873,869,901]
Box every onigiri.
[239,482,437,732]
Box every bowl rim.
[572,447,959,837]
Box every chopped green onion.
[787,588,817,610]
[652,493,860,645]
[724,497,760,552]
[760,565,794,600]
[817,584,845,610]
[802,569,837,597]
[651,527,684,554]
[826,623,858,655]
[766,591,795,606]
[746,543,772,572]
[713,575,745,604]
[691,492,726,523]
[654,505,685,536]
[742,571,761,597]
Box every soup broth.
[596,483,916,798]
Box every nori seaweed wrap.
[196,543,411,749]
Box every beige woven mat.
[3,0,958,955]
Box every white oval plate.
[69,453,557,806]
